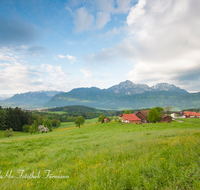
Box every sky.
[0,0,200,95]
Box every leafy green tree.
[4,128,13,138]
[44,119,52,132]
[52,119,59,127]
[56,120,61,127]
[29,125,35,135]
[124,110,131,114]
[0,115,6,130]
[147,108,161,123]
[22,124,30,132]
[75,116,85,128]
[33,120,38,134]
[155,107,164,116]
[98,115,105,123]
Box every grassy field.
[0,119,200,189]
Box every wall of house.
[136,112,147,123]
[129,120,141,124]
[162,116,172,122]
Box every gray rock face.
[108,80,187,95]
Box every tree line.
[0,106,61,132]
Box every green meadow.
[0,119,200,189]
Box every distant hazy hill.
[0,94,14,100]
[49,105,116,116]
[2,80,199,109]
[44,81,196,109]
[3,91,62,107]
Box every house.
[134,110,150,123]
[121,114,141,124]
[161,115,172,123]
[184,111,200,118]
[104,118,109,123]
[171,112,185,118]
[118,114,123,119]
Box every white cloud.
[58,54,66,58]
[96,0,132,14]
[80,68,93,78]
[85,0,200,91]
[58,54,77,64]
[66,55,77,64]
[127,0,146,25]
[0,52,17,62]
[74,7,94,33]
[65,5,72,12]
[41,64,68,78]
[96,11,111,29]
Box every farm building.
[104,118,109,123]
[121,114,141,124]
[161,115,172,123]
[134,110,150,123]
[171,112,185,118]
[118,114,123,119]
[184,111,200,118]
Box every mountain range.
[1,91,62,109]
[1,80,200,109]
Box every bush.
[44,119,53,132]
[29,125,35,135]
[56,120,61,127]
[98,115,105,123]
[22,124,30,132]
[4,128,13,138]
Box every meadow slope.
[0,119,200,189]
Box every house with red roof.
[121,114,141,124]
[184,111,200,118]
[104,118,109,123]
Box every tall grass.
[0,121,200,189]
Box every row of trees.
[0,107,62,133]
[0,107,32,131]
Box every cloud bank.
[85,0,200,91]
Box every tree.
[44,119,52,132]
[56,120,61,127]
[52,119,59,127]
[98,115,105,123]
[147,108,161,123]
[124,110,131,114]
[33,120,38,134]
[38,125,49,133]
[4,128,13,138]
[74,116,85,128]
[22,124,30,132]
[0,109,7,130]
[29,125,35,135]
[165,106,173,115]
[155,107,164,116]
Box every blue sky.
[0,0,200,95]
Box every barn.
[121,114,141,124]
[161,115,172,123]
[134,110,150,123]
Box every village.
[103,110,200,124]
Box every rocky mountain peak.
[151,83,182,91]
